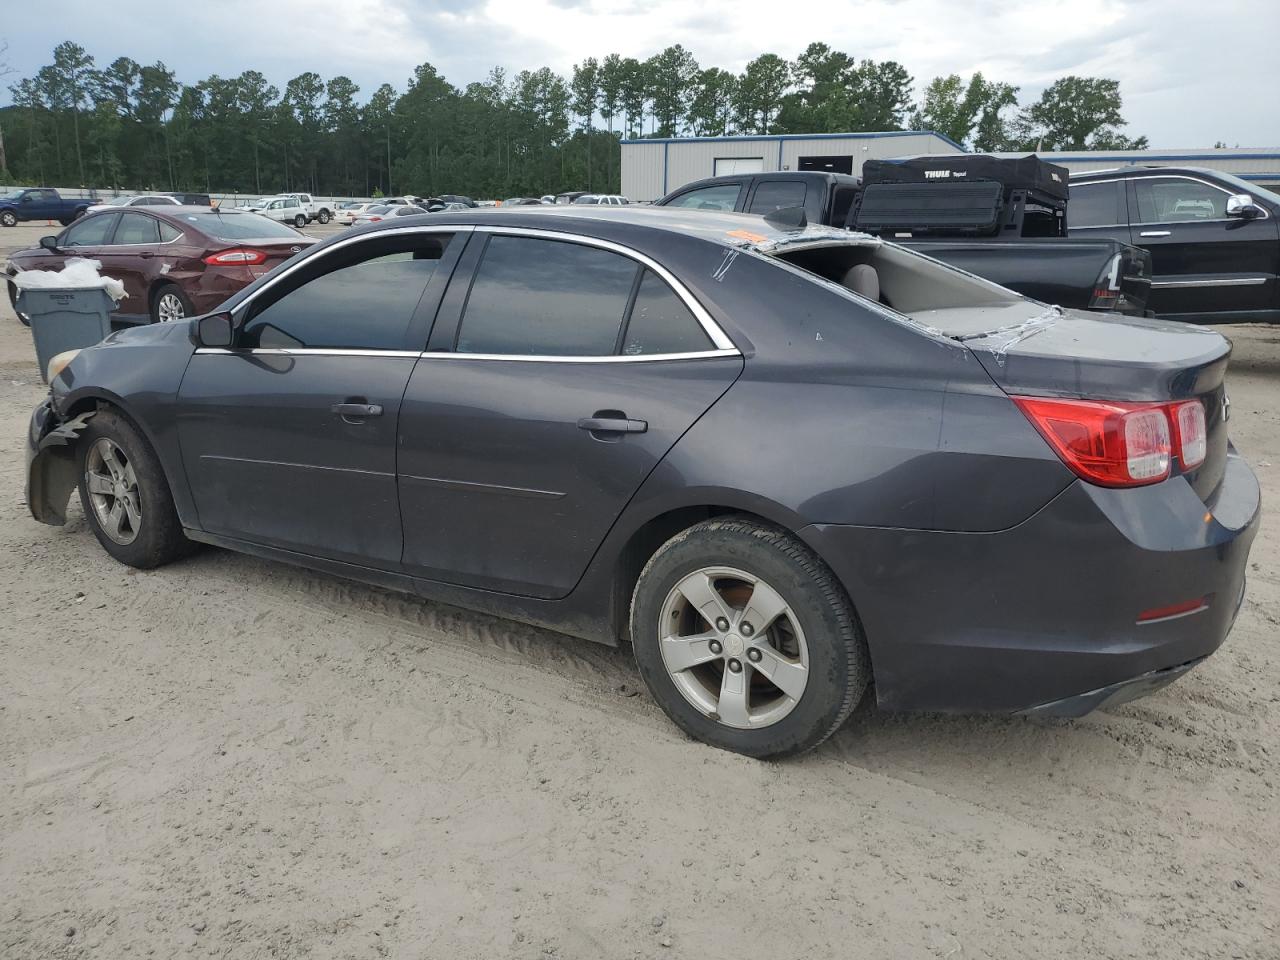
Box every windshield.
[2,190,27,201]
[1208,172,1280,208]
[104,196,133,206]
[189,211,302,240]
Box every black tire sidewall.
[75,410,188,568]
[151,283,192,324]
[631,520,867,759]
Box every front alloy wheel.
[84,437,142,545]
[659,567,809,728]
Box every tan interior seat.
[841,263,880,302]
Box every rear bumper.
[801,451,1261,714]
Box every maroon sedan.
[5,206,317,325]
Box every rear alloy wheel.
[294,214,307,228]
[317,209,331,224]
[151,283,192,323]
[631,518,870,758]
[0,210,16,228]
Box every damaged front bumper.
[26,397,93,525]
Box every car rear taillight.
[1173,400,1206,469]
[204,248,268,266]
[1088,254,1122,310]
[1014,397,1171,487]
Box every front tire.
[0,211,17,227]
[630,518,870,759]
[293,214,307,228]
[76,408,191,568]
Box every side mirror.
[1226,194,1263,220]
[196,312,235,348]
[19,195,32,204]
[39,235,61,252]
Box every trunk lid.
[917,302,1232,498]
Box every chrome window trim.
[107,211,185,248]
[470,224,738,352]
[416,348,739,364]
[192,346,739,363]
[1149,277,1269,288]
[232,224,472,314]
[194,347,423,358]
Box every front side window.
[1069,180,1124,227]
[62,214,115,247]
[665,184,743,211]
[621,270,712,356]
[113,213,162,245]
[1135,178,1228,223]
[456,236,638,356]
[748,180,807,214]
[239,233,453,351]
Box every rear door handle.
[1139,230,1172,238]
[577,416,647,434]
[331,401,383,419]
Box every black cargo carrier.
[853,154,1071,238]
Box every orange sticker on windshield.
[726,229,767,244]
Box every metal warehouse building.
[621,131,965,201]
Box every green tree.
[1016,76,1144,150]
[734,54,791,134]
[619,57,646,139]
[648,44,698,136]
[52,41,95,183]
[688,67,737,136]
[570,57,599,188]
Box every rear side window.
[622,270,712,356]
[113,213,162,245]
[665,184,742,211]
[1069,180,1124,227]
[748,180,807,214]
[158,221,182,242]
[240,234,453,350]
[456,236,638,356]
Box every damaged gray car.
[25,206,1261,758]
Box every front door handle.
[578,416,647,434]
[331,401,383,420]
[1139,230,1172,238]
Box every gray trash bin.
[16,287,115,382]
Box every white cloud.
[3,0,1277,146]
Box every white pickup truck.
[282,193,334,224]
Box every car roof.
[1071,165,1228,180]
[349,204,873,256]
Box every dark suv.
[1069,167,1280,323]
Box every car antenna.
[764,205,807,230]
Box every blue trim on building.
[620,129,968,152]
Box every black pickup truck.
[656,156,1152,314]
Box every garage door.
[714,157,765,176]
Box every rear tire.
[151,283,192,324]
[76,408,192,569]
[630,518,870,759]
[293,214,306,228]
[317,209,331,224]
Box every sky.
[2,0,1278,148]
